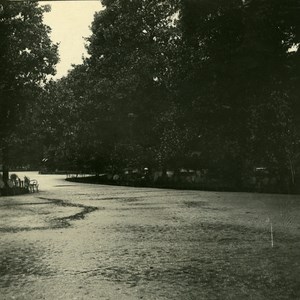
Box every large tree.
[37,64,99,173]
[0,1,58,181]
[177,0,300,189]
[85,0,181,172]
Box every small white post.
[270,222,274,248]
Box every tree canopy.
[0,1,59,179]
[33,0,300,192]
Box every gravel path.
[0,172,299,299]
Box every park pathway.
[0,172,299,299]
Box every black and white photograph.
[0,0,299,299]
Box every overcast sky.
[41,1,103,79]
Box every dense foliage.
[15,0,300,192]
[0,1,59,181]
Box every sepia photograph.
[0,0,299,299]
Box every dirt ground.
[0,172,299,299]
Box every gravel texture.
[0,172,299,299]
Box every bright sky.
[41,1,103,79]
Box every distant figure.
[24,176,39,192]
[0,175,4,189]
[24,176,30,187]
[10,174,19,187]
[24,176,32,191]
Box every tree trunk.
[288,155,295,186]
[2,146,9,186]
[3,165,9,186]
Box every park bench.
[24,176,39,193]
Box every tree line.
[1,0,300,193]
